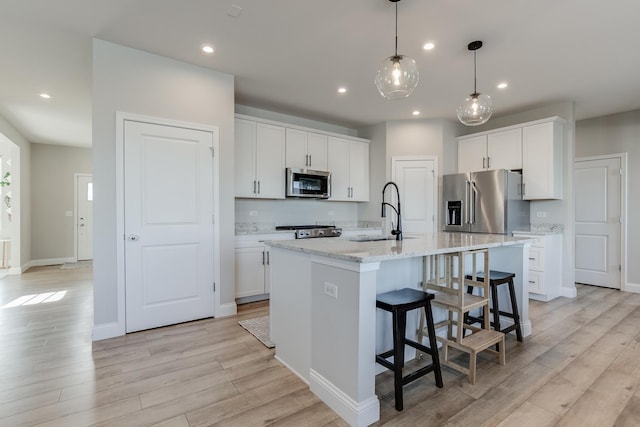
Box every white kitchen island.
[268,232,533,427]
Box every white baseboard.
[275,355,309,385]
[29,257,76,268]
[216,302,237,318]
[309,369,379,427]
[92,322,124,341]
[624,282,640,294]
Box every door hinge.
[213,282,216,292]
[209,146,214,157]
[619,265,622,272]
[620,169,623,176]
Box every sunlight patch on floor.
[1,290,67,308]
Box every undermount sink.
[347,235,414,242]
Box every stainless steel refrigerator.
[442,169,530,234]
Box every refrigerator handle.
[470,181,478,224]
[465,180,471,224]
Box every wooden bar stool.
[376,288,443,411]
[464,270,523,343]
[420,250,506,384]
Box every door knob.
[127,234,140,241]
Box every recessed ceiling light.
[497,82,508,89]
[423,42,435,51]
[39,93,51,99]
[412,110,420,116]
[337,87,347,94]
[201,45,214,54]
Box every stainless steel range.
[275,225,342,239]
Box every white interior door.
[124,120,215,332]
[392,157,438,234]
[575,156,622,289]
[76,174,93,261]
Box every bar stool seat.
[376,288,443,411]
[464,270,523,343]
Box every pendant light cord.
[473,49,477,94]
[394,2,398,56]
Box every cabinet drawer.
[528,271,544,294]
[528,247,544,270]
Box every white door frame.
[575,153,628,291]
[115,112,221,336]
[74,173,92,262]
[390,156,439,233]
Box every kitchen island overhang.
[268,232,534,427]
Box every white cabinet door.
[235,246,266,298]
[349,140,369,202]
[327,137,369,201]
[285,128,308,169]
[458,135,487,173]
[307,132,328,171]
[255,123,285,199]
[235,120,285,199]
[487,128,522,171]
[285,130,328,171]
[522,121,562,200]
[328,136,350,201]
[235,118,257,198]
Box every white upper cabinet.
[306,132,328,171]
[327,137,369,202]
[285,129,328,170]
[235,118,285,199]
[522,120,563,200]
[458,128,522,173]
[458,135,488,173]
[236,114,370,201]
[457,117,563,200]
[487,128,522,171]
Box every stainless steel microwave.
[286,168,331,199]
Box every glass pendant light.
[457,40,493,126]
[375,0,419,100]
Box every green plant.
[0,172,10,187]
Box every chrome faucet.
[381,181,402,241]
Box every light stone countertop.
[513,223,564,236]
[268,232,535,263]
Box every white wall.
[92,39,235,330]
[31,143,91,263]
[576,109,640,287]
[0,115,30,272]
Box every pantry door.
[392,157,438,234]
[575,155,624,289]
[123,119,216,332]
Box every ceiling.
[1,0,639,148]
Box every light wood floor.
[1,266,640,426]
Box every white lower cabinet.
[235,233,294,301]
[513,232,563,301]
